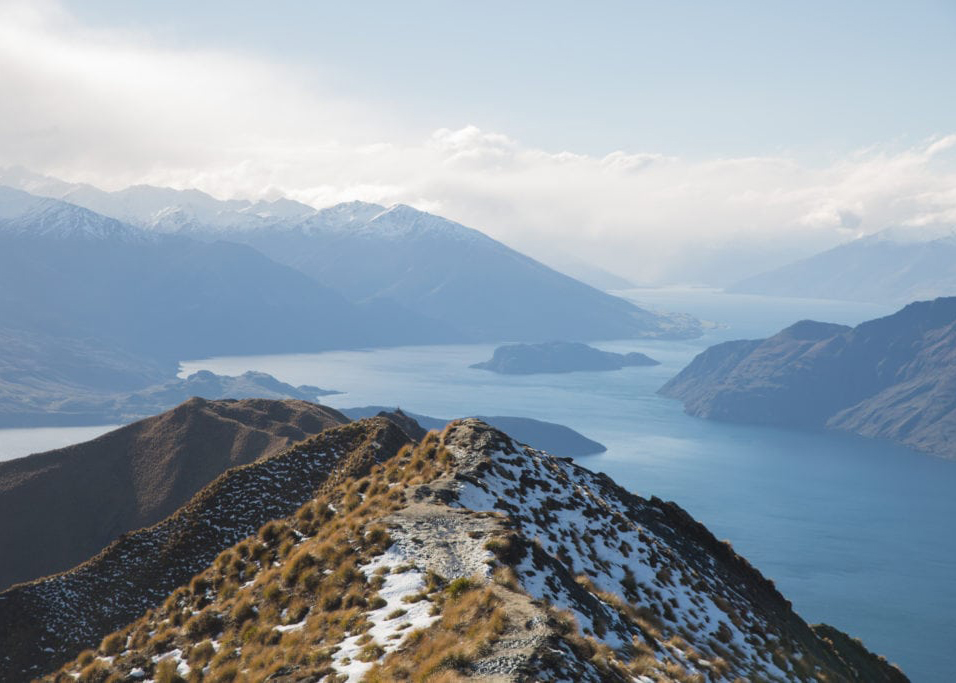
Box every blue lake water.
[177,289,954,682]
[0,424,120,462]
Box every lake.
[2,289,951,681]
[0,424,120,462]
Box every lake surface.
[179,289,954,682]
[0,424,120,462]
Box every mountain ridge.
[659,297,956,458]
[0,175,702,342]
[1,417,907,682]
[0,398,349,591]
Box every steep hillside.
[660,298,956,458]
[0,416,412,681]
[0,187,461,366]
[2,177,702,342]
[6,420,906,682]
[239,204,701,342]
[0,398,348,591]
[728,229,956,304]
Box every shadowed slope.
[0,398,348,590]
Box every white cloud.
[2,0,955,284]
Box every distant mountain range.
[660,297,956,458]
[728,226,956,304]
[0,415,907,682]
[0,186,459,364]
[0,169,701,343]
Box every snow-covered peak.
[301,200,386,233]
[0,194,150,242]
[0,166,80,198]
[355,203,489,243]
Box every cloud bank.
[2,0,955,284]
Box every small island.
[470,341,660,375]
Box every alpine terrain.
[0,415,907,682]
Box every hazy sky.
[2,0,955,283]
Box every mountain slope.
[0,398,348,591]
[4,419,906,682]
[0,188,461,367]
[660,297,956,458]
[728,229,956,304]
[0,416,412,681]
[240,203,701,341]
[3,175,702,342]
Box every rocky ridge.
[11,419,907,682]
[0,416,411,681]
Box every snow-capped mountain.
[0,187,150,242]
[0,169,702,341]
[0,188,461,367]
[1,417,907,682]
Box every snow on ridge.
[445,423,797,681]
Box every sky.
[1,0,955,284]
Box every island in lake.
[471,340,659,375]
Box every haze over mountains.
[1,169,701,343]
[660,297,956,459]
[729,226,956,304]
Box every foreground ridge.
[0,417,412,680]
[17,419,904,682]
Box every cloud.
[2,0,955,284]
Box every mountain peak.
[360,203,488,243]
[0,192,149,242]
